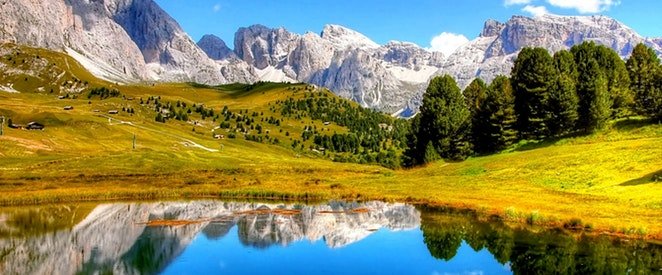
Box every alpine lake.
[0,200,660,275]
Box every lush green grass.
[1,44,661,239]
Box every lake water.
[0,201,660,274]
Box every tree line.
[278,91,408,168]
[404,42,662,166]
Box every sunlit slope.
[0,44,661,238]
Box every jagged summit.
[321,24,380,50]
[197,34,235,60]
[480,19,505,37]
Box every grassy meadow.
[0,44,661,239]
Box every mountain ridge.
[2,0,661,115]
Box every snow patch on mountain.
[256,66,296,83]
[386,65,438,84]
[65,47,134,83]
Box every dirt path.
[100,115,219,152]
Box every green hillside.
[0,44,661,239]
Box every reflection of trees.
[509,231,578,274]
[0,205,94,238]
[422,223,463,261]
[420,210,662,273]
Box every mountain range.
[1,0,661,115]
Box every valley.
[3,1,662,274]
[1,44,661,240]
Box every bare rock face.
[320,24,380,50]
[380,41,444,70]
[225,24,440,113]
[287,32,336,80]
[234,24,301,70]
[108,0,226,83]
[653,38,662,49]
[197,34,236,60]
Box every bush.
[526,211,541,225]
[564,218,583,229]
[87,87,121,99]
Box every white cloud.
[522,5,550,17]
[546,0,620,13]
[504,0,533,6]
[213,4,221,13]
[429,32,470,57]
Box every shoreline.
[2,176,660,241]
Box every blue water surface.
[162,226,510,275]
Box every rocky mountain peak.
[481,19,505,37]
[654,38,662,48]
[234,24,300,69]
[321,24,380,50]
[198,34,235,60]
[381,41,444,69]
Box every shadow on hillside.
[509,118,658,153]
[612,117,656,131]
[510,132,584,152]
[619,169,662,186]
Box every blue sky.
[155,0,662,56]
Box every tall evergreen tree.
[511,47,555,140]
[406,75,471,164]
[580,59,611,131]
[553,50,578,78]
[626,43,662,120]
[484,75,518,152]
[594,45,632,118]
[572,42,611,132]
[463,78,488,117]
[548,50,579,136]
[402,116,421,167]
[655,70,662,121]
[463,78,489,154]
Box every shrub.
[526,211,542,225]
[564,218,583,229]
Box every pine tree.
[406,75,471,164]
[423,140,440,164]
[594,45,632,118]
[655,70,662,121]
[547,50,579,136]
[553,50,578,78]
[547,74,579,136]
[463,78,488,117]
[484,76,518,152]
[155,113,164,123]
[580,59,611,131]
[511,47,555,140]
[463,79,489,154]
[626,43,662,120]
[573,42,611,132]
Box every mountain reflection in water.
[0,201,660,275]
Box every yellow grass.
[1,44,661,239]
